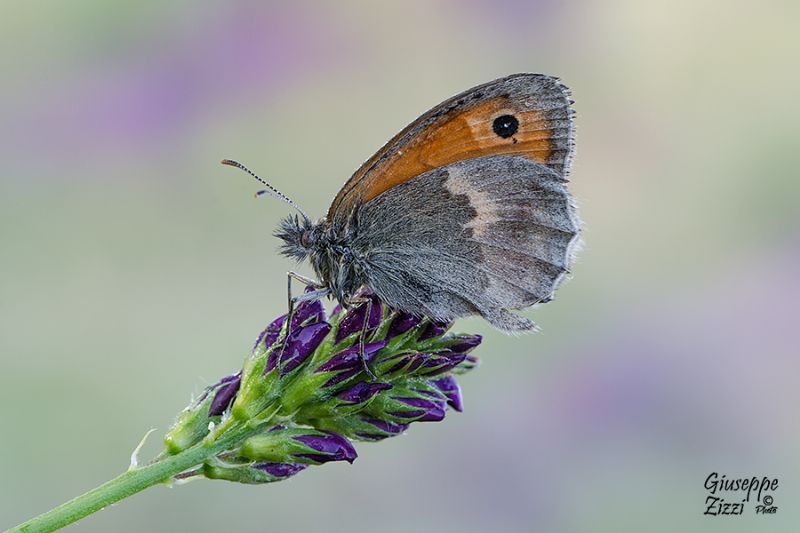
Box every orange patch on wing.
[330,96,556,216]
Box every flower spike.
[163,289,481,484]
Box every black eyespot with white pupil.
[492,114,519,138]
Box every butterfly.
[224,73,580,336]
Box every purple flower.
[253,462,309,479]
[335,293,383,342]
[458,354,480,373]
[420,320,451,340]
[203,461,309,484]
[430,376,463,412]
[253,290,325,352]
[315,341,388,387]
[266,321,332,376]
[241,428,358,466]
[209,373,242,416]
[353,416,409,441]
[446,334,482,353]
[380,351,467,378]
[381,352,425,375]
[292,431,357,464]
[336,381,392,405]
[387,395,446,422]
[363,381,450,424]
[387,310,422,337]
[419,352,467,376]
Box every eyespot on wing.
[327,73,575,222]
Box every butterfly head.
[275,214,320,261]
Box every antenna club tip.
[221,159,239,167]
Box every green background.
[1,1,797,531]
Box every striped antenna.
[221,159,309,220]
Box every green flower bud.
[240,427,357,465]
[203,461,308,484]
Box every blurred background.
[1,1,798,531]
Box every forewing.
[353,154,581,330]
[328,73,574,223]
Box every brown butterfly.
[224,73,580,335]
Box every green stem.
[8,423,261,533]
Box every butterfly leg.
[277,271,328,369]
[286,271,326,308]
[344,295,378,381]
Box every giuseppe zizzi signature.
[704,472,779,516]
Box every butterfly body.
[271,73,580,331]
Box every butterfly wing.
[328,73,574,224]
[351,154,581,331]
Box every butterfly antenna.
[221,159,309,220]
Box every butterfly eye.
[300,230,313,248]
[492,114,519,138]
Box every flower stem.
[8,422,262,533]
